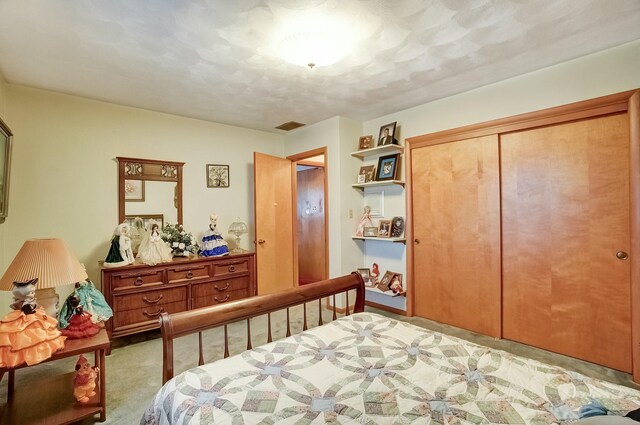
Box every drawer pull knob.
[143,294,163,304]
[186,271,194,279]
[134,277,144,286]
[143,307,165,318]
[214,282,231,291]
[214,294,230,303]
[228,265,236,273]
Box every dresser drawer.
[113,286,187,312]
[110,268,164,290]
[167,264,210,283]
[192,288,248,309]
[192,277,248,298]
[113,300,187,329]
[212,259,249,277]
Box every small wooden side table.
[0,328,109,424]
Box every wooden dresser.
[101,252,256,338]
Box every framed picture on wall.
[358,135,373,150]
[377,122,397,146]
[376,154,399,181]
[363,226,378,237]
[358,165,375,183]
[207,164,230,188]
[124,179,145,202]
[364,188,384,217]
[377,219,391,237]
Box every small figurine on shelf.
[59,279,113,328]
[73,354,99,403]
[60,296,100,339]
[103,223,135,268]
[371,263,380,286]
[0,278,66,368]
[200,213,230,257]
[137,220,173,265]
[355,206,373,237]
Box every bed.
[142,274,640,424]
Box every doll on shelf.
[0,278,66,368]
[73,354,99,403]
[137,220,173,266]
[59,279,113,328]
[104,222,134,268]
[200,213,229,257]
[60,295,101,339]
[355,206,373,236]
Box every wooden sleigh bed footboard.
[159,272,365,384]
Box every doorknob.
[414,239,420,244]
[616,251,629,260]
[257,239,266,245]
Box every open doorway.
[288,148,328,286]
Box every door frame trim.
[405,89,640,382]
[287,147,330,285]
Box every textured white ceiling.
[0,1,639,133]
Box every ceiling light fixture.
[278,31,347,69]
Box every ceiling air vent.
[275,121,306,131]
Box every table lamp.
[228,219,248,253]
[0,238,88,317]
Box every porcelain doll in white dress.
[137,220,173,265]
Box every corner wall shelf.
[352,180,405,189]
[352,236,406,243]
[351,144,404,159]
[365,286,406,297]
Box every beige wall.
[0,85,284,314]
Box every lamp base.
[35,288,60,318]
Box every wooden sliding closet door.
[501,114,632,371]
[413,135,501,337]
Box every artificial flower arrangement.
[161,223,200,257]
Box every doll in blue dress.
[200,213,229,257]
[59,279,113,328]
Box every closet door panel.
[412,135,501,337]
[501,113,631,371]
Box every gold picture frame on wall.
[0,117,13,223]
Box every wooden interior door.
[296,166,326,285]
[254,153,294,295]
[412,135,501,337]
[501,114,632,371]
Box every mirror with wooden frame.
[117,157,184,229]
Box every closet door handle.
[616,251,629,260]
[414,239,420,244]
[257,239,266,245]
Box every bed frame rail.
[159,272,365,383]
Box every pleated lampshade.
[0,238,88,290]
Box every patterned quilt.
[141,312,640,424]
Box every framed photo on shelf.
[390,216,405,238]
[379,271,403,295]
[377,219,391,237]
[356,268,375,287]
[124,179,145,202]
[377,122,397,146]
[376,154,399,181]
[363,226,378,237]
[358,165,375,183]
[358,135,373,150]
[207,164,230,188]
